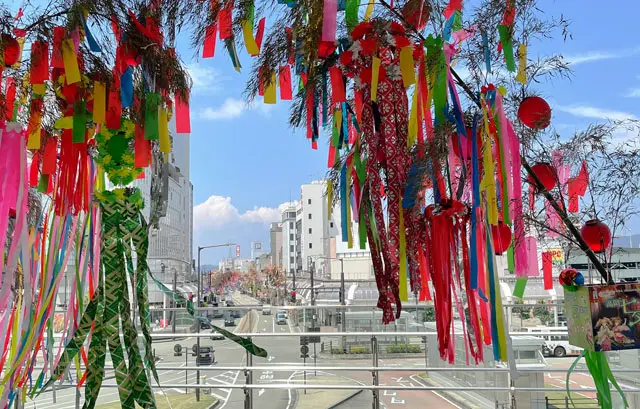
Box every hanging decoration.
[580,219,612,254]
[517,96,551,129]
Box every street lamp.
[315,256,346,351]
[196,242,235,401]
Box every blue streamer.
[121,67,134,108]
[482,31,491,74]
[469,115,480,289]
[443,14,456,42]
[340,163,348,242]
[82,15,102,53]
[341,103,348,147]
[402,162,419,209]
[486,228,500,360]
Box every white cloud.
[626,88,640,98]
[194,196,297,229]
[555,105,637,121]
[563,48,640,66]
[200,98,246,120]
[186,63,226,94]
[199,98,275,121]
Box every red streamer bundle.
[542,251,553,290]
[329,66,346,104]
[106,87,122,130]
[135,124,150,168]
[42,136,58,175]
[51,26,66,68]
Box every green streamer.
[498,25,516,72]
[513,277,527,299]
[149,274,268,358]
[345,0,359,32]
[507,245,515,273]
[73,101,87,143]
[425,35,447,125]
[37,174,49,193]
[144,93,160,140]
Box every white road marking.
[258,388,265,397]
[409,374,463,409]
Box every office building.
[281,204,298,274]
[269,222,283,268]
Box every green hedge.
[386,344,421,354]
[350,346,371,354]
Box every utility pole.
[172,267,177,336]
[196,242,236,401]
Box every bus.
[522,326,583,357]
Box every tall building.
[281,205,298,274]
[269,222,283,267]
[299,182,331,272]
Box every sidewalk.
[295,375,362,409]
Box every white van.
[523,326,583,357]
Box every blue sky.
[185,0,640,263]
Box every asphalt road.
[25,294,460,409]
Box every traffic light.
[291,291,296,302]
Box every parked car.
[276,312,287,325]
[224,317,236,327]
[262,305,272,315]
[210,329,225,341]
[230,310,241,318]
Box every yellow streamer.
[399,46,415,87]
[399,205,408,301]
[62,39,81,84]
[11,37,25,69]
[364,0,375,21]
[480,105,498,225]
[371,56,381,102]
[33,83,46,95]
[264,72,277,104]
[54,116,73,129]
[515,44,527,85]
[93,81,106,124]
[408,89,418,148]
[159,108,170,156]
[327,180,333,220]
[27,111,42,150]
[242,21,260,56]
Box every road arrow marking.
[259,389,265,396]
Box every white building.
[251,241,266,260]
[281,181,374,281]
[281,204,298,274]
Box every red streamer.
[51,26,66,68]
[106,87,122,130]
[30,40,49,84]
[135,124,150,168]
[4,78,16,120]
[219,7,233,40]
[542,251,553,290]
[42,136,57,175]
[30,152,40,187]
[329,66,346,104]
[203,24,217,58]
[255,17,266,53]
[568,161,589,212]
[175,94,191,133]
[278,66,293,100]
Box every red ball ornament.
[318,41,337,58]
[528,162,557,191]
[518,96,551,129]
[581,219,611,253]
[2,34,20,67]
[491,222,512,255]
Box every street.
[26,292,459,409]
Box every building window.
[308,199,311,205]
[330,222,334,228]
[308,214,312,220]
[309,243,313,249]
[290,257,294,264]
[290,234,294,241]
[309,228,312,234]
[289,221,294,229]
[290,245,294,252]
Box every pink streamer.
[525,237,539,277]
[321,0,337,42]
[507,120,528,276]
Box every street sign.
[300,345,309,355]
[300,336,309,345]
[235,245,240,257]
